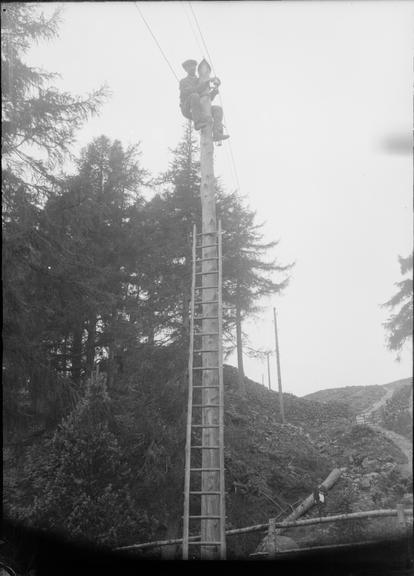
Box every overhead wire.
[187,2,216,77]
[181,2,205,59]
[133,0,241,193]
[187,2,242,193]
[133,2,179,82]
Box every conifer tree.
[219,193,292,393]
[1,2,107,191]
[149,126,293,392]
[40,136,146,386]
[2,3,108,426]
[28,373,145,547]
[383,253,413,358]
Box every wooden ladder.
[182,222,226,560]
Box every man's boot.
[211,105,229,141]
[213,133,230,142]
[213,130,230,142]
[212,120,229,142]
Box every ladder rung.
[195,285,219,290]
[194,316,218,320]
[190,467,221,471]
[193,385,220,388]
[196,231,223,236]
[192,404,222,408]
[194,349,219,353]
[194,332,219,336]
[189,490,221,494]
[196,243,218,249]
[193,366,219,370]
[195,257,219,262]
[189,515,222,520]
[195,271,218,276]
[191,447,221,450]
[188,541,223,546]
[195,301,219,305]
[191,425,220,428]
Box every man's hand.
[209,87,219,101]
[197,80,211,93]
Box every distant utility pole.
[266,351,272,390]
[273,307,286,424]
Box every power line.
[133,2,179,82]
[134,0,241,193]
[187,2,216,76]
[181,2,205,59]
[226,138,241,192]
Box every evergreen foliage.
[2,6,298,552]
[383,253,413,358]
[2,2,107,187]
[26,374,146,547]
[2,3,108,436]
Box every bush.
[26,374,146,547]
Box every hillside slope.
[254,377,413,556]
[304,378,412,415]
[3,366,412,561]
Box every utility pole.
[198,58,223,560]
[273,307,285,423]
[266,351,271,390]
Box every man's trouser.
[182,93,224,137]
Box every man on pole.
[179,59,229,142]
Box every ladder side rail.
[217,219,226,559]
[183,224,198,560]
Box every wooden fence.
[114,506,413,553]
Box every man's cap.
[182,59,197,71]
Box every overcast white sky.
[26,1,413,396]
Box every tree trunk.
[63,335,68,375]
[182,281,191,339]
[71,319,83,386]
[235,292,245,394]
[86,314,96,378]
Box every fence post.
[266,518,277,558]
[397,504,406,528]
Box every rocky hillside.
[252,378,413,557]
[304,377,412,415]
[3,365,413,565]
[381,382,413,440]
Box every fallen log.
[256,467,343,553]
[274,467,343,535]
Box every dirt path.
[360,382,412,478]
[361,385,398,419]
[370,423,412,478]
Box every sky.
[25,1,413,396]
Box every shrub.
[26,374,146,547]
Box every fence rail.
[114,506,413,552]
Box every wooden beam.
[273,307,285,423]
[198,57,222,560]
